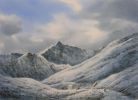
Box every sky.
[0,0,138,53]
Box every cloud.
[0,33,55,53]
[0,14,22,36]
[53,0,138,46]
[0,0,138,53]
[76,0,138,40]
[59,0,82,12]
[35,14,108,49]
[79,0,138,25]
[0,0,72,23]
[55,0,138,48]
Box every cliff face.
[42,42,92,66]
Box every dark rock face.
[42,42,92,66]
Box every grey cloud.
[0,14,22,36]
[1,0,138,53]
[0,34,56,54]
[81,0,138,22]
[79,0,138,40]
[35,13,108,50]
[104,0,138,22]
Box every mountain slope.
[96,64,138,98]
[42,41,92,66]
[0,53,22,65]
[43,33,138,98]
[16,53,55,80]
[0,53,69,80]
[0,53,22,76]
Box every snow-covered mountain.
[0,53,22,76]
[0,33,137,100]
[0,53,22,64]
[42,33,138,98]
[41,41,93,66]
[0,53,69,80]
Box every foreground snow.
[0,75,134,100]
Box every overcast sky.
[0,0,138,53]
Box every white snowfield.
[0,75,134,100]
[0,33,138,100]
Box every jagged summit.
[56,41,63,47]
[20,52,37,61]
[55,41,65,49]
[26,52,34,57]
[42,42,93,66]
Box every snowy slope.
[0,53,69,80]
[0,75,134,100]
[43,33,138,98]
[96,64,138,98]
[42,41,93,66]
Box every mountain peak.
[56,41,63,47]
[26,52,35,57]
[42,42,92,65]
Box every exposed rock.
[0,53,69,80]
[41,41,93,66]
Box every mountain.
[11,53,23,58]
[0,53,69,80]
[41,41,93,66]
[0,33,137,100]
[0,53,22,64]
[43,33,138,98]
[0,53,22,76]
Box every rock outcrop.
[42,42,92,66]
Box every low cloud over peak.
[0,0,138,53]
